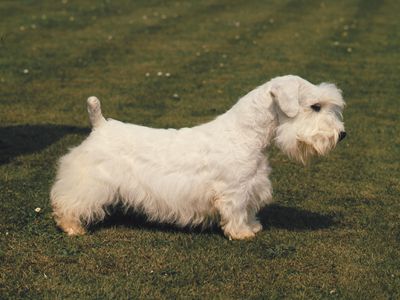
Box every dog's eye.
[310,103,321,112]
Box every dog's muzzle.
[338,131,347,142]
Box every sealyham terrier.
[50,75,346,240]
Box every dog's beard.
[294,134,338,164]
[276,133,338,165]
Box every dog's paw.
[55,217,86,236]
[249,220,263,234]
[225,228,256,240]
[65,226,86,236]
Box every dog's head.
[269,75,346,164]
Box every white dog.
[50,75,346,240]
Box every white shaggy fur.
[50,75,345,239]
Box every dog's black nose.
[338,131,347,141]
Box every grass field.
[1,0,399,298]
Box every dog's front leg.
[215,194,257,240]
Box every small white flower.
[172,93,179,99]
[347,47,352,53]
[333,41,340,46]
[165,73,170,77]
[145,72,150,77]
[23,69,29,74]
[157,71,163,76]
[34,207,41,213]
[5,231,9,236]
[234,21,240,27]
[20,26,26,31]
[107,35,113,40]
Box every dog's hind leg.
[51,203,86,236]
[50,152,118,235]
[51,178,117,235]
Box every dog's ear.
[269,77,300,118]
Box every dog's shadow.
[89,208,216,236]
[0,124,89,164]
[258,204,339,231]
[90,204,339,236]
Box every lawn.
[1,0,399,298]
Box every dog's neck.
[218,83,278,149]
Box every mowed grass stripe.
[122,0,352,127]
[0,1,196,101]
[336,0,400,224]
[1,2,236,94]
[308,0,400,192]
[293,2,400,297]
[1,0,256,81]
[266,0,399,237]
[0,0,273,125]
[1,1,342,126]
[298,0,387,173]
[266,0,395,203]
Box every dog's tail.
[87,96,106,128]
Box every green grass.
[1,0,399,298]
